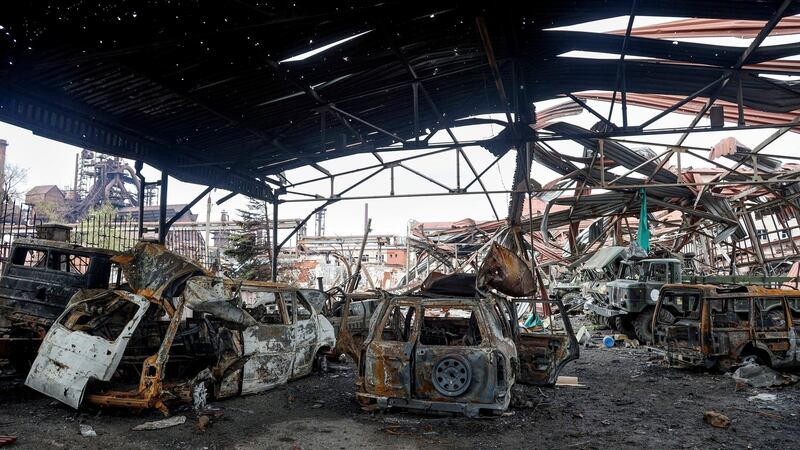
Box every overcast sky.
[3,15,800,241]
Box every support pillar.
[158,170,168,244]
[135,161,146,239]
[271,199,279,281]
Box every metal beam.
[0,88,273,201]
[271,200,279,281]
[566,94,618,130]
[165,185,214,229]
[280,176,800,203]
[605,0,639,123]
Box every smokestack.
[0,139,7,198]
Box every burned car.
[0,238,119,368]
[26,243,335,413]
[651,284,800,371]
[326,290,385,360]
[356,276,578,417]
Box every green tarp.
[637,188,650,253]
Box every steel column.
[271,199,279,281]
[158,170,168,244]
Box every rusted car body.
[0,238,118,367]
[652,284,800,371]
[0,238,119,328]
[356,292,577,417]
[26,243,335,413]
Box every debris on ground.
[731,359,800,388]
[556,376,587,389]
[196,415,210,433]
[575,326,591,346]
[703,410,731,428]
[132,415,187,431]
[747,393,777,402]
[79,424,97,437]
[380,424,435,436]
[0,436,16,447]
[623,339,640,348]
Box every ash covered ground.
[1,316,798,449]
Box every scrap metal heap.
[25,242,335,414]
[401,123,800,285]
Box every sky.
[3,15,800,242]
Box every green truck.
[585,258,682,343]
[585,256,797,344]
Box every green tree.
[34,200,69,223]
[224,197,273,280]
[76,202,137,251]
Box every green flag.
[637,188,650,253]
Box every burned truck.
[651,284,800,371]
[585,257,683,343]
[0,238,119,369]
[26,242,335,413]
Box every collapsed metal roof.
[2,1,800,200]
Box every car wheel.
[632,308,655,344]
[432,354,472,397]
[314,351,329,373]
[192,380,209,412]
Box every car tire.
[632,308,655,344]
[614,315,636,339]
[431,354,472,397]
[314,351,329,373]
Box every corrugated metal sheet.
[1,1,799,193]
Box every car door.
[753,298,793,366]
[708,298,751,359]
[363,300,418,399]
[240,291,294,395]
[288,292,318,378]
[645,262,669,305]
[25,291,149,409]
[517,300,579,386]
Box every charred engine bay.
[0,317,797,449]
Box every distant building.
[385,249,407,266]
[25,185,66,206]
[116,204,198,223]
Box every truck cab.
[586,258,682,343]
[0,238,119,333]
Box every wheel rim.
[193,382,208,411]
[432,356,472,397]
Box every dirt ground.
[1,315,798,449]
